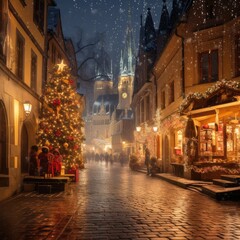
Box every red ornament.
[53,98,61,106]
[67,135,74,141]
[202,124,209,129]
[69,79,74,85]
[55,130,62,137]
[74,145,79,150]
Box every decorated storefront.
[180,80,240,180]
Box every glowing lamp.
[23,101,32,116]
[136,126,141,132]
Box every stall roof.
[179,80,240,115]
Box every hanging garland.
[179,79,240,114]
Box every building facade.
[133,0,240,180]
[0,0,55,201]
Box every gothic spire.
[158,0,170,34]
[144,8,156,52]
[119,2,135,76]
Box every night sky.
[55,0,173,76]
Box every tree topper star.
[57,60,66,72]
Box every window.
[199,50,218,83]
[161,90,165,110]
[33,0,44,32]
[235,35,240,77]
[31,50,37,91]
[16,30,25,81]
[169,81,174,104]
[0,0,7,61]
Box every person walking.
[145,146,151,175]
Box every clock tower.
[117,6,135,110]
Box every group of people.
[29,145,62,177]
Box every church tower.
[118,4,135,110]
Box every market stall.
[179,80,240,180]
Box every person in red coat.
[52,148,62,176]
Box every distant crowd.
[84,151,128,165]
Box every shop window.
[31,50,37,91]
[199,122,224,159]
[161,90,165,110]
[16,30,25,81]
[173,130,183,163]
[199,50,218,83]
[235,35,240,77]
[226,125,240,161]
[33,0,44,33]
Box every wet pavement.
[1,160,240,240]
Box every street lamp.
[23,101,32,117]
[153,126,158,133]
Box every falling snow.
[55,0,172,74]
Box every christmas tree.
[37,61,85,171]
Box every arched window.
[0,101,8,174]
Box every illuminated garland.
[179,79,240,114]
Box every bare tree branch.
[75,40,100,55]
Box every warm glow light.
[153,126,158,132]
[23,101,32,116]
[136,126,141,132]
[57,60,67,72]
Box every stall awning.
[186,101,240,125]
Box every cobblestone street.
[1,161,240,240]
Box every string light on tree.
[37,60,85,171]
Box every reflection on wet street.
[1,160,240,239]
